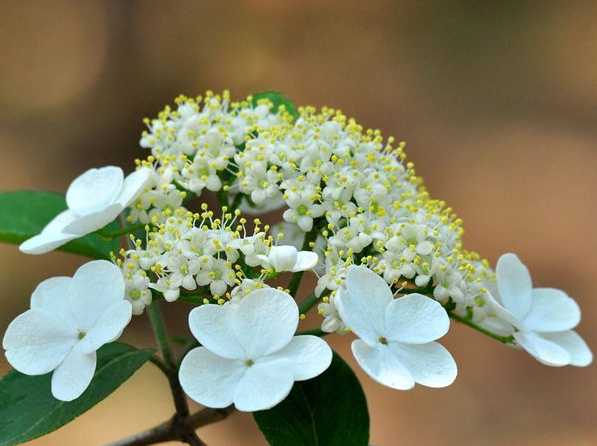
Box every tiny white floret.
[179,288,333,412]
[20,166,150,255]
[257,245,318,273]
[2,260,132,401]
[336,265,457,390]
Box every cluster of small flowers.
[132,92,498,332]
[118,203,321,314]
[131,91,289,225]
[7,91,590,411]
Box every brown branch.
[102,406,235,446]
[186,406,236,429]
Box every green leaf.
[251,91,299,120]
[0,191,120,259]
[254,352,370,446]
[0,343,154,446]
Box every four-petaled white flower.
[2,260,132,401]
[490,253,592,367]
[179,288,333,411]
[20,166,150,255]
[257,245,318,273]
[336,265,457,390]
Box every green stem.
[147,301,191,418]
[448,312,515,344]
[147,301,177,368]
[98,223,146,239]
[298,293,319,315]
[287,230,318,298]
[230,193,243,212]
[216,189,229,208]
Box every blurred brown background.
[1,0,596,445]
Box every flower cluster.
[132,93,490,323]
[117,205,317,315]
[3,91,591,411]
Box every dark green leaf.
[0,191,120,259]
[254,352,369,446]
[251,91,299,120]
[0,343,154,446]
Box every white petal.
[179,347,246,409]
[385,294,449,344]
[116,168,151,208]
[40,209,80,234]
[478,315,517,337]
[266,335,333,381]
[514,332,571,366]
[66,166,124,216]
[68,260,126,332]
[351,339,414,390]
[62,204,123,236]
[345,265,393,307]
[268,245,298,272]
[292,251,319,272]
[19,232,79,255]
[522,288,581,332]
[19,210,80,255]
[233,288,298,358]
[78,300,132,354]
[3,309,77,375]
[31,276,72,312]
[496,253,533,320]
[416,241,433,256]
[188,305,245,360]
[390,342,457,388]
[233,361,295,411]
[336,266,393,345]
[51,345,97,401]
[483,290,521,329]
[541,330,593,367]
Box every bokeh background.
[1,0,596,445]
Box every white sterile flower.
[492,253,592,367]
[20,166,150,255]
[2,260,132,401]
[257,245,318,273]
[179,288,333,412]
[336,265,457,390]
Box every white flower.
[318,293,346,334]
[336,265,457,390]
[282,191,325,232]
[491,253,592,367]
[20,166,151,255]
[179,288,332,411]
[195,257,236,296]
[2,260,132,401]
[257,245,318,273]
